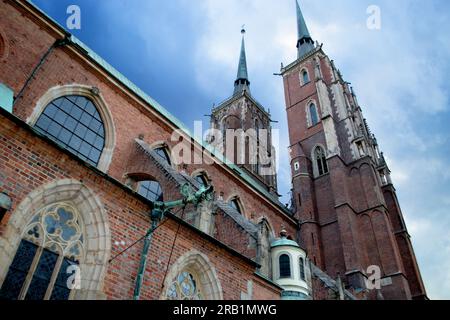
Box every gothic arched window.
[138,180,163,202]
[34,95,105,167]
[0,203,84,300]
[229,198,243,215]
[154,146,171,165]
[302,70,310,85]
[314,146,329,176]
[309,103,319,127]
[166,270,203,300]
[299,257,306,281]
[279,254,291,279]
[194,173,209,188]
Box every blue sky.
[31,0,450,299]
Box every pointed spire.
[234,27,250,95]
[295,1,315,58]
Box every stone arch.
[26,84,116,173]
[191,169,211,184]
[226,194,246,217]
[0,179,111,299]
[161,249,223,300]
[222,114,241,130]
[124,172,164,197]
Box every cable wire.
[160,206,187,292]
[108,207,183,264]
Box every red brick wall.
[0,112,281,300]
[0,0,297,242]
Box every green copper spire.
[296,1,315,58]
[234,28,250,95]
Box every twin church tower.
[210,1,427,300]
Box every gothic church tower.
[209,29,278,195]
[282,1,427,300]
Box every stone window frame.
[149,141,175,168]
[277,251,293,280]
[0,179,111,300]
[305,99,320,128]
[311,144,329,178]
[191,169,211,188]
[161,250,223,300]
[125,172,164,202]
[226,194,246,217]
[27,85,116,173]
[299,67,311,87]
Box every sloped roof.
[25,0,293,219]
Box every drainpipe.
[133,207,163,300]
[133,184,214,300]
[13,36,70,107]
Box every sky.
[31,0,450,299]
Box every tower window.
[299,257,306,281]
[302,71,310,85]
[300,69,310,86]
[138,180,163,202]
[308,103,319,127]
[356,142,365,157]
[314,146,329,176]
[34,95,105,167]
[279,254,291,278]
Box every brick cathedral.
[0,0,427,300]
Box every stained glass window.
[167,271,203,300]
[279,254,291,278]
[34,95,105,167]
[138,180,163,202]
[0,203,84,300]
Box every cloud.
[32,0,450,299]
[192,0,450,300]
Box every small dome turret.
[270,230,311,300]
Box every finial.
[241,25,246,34]
[280,228,288,238]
